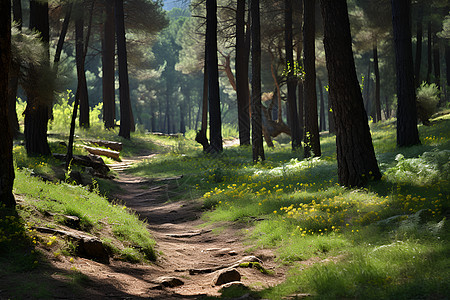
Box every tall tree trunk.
[236,0,250,146]
[180,88,188,135]
[195,44,210,151]
[320,0,381,187]
[318,77,326,131]
[75,5,89,128]
[188,87,192,129]
[391,0,420,147]
[165,81,171,133]
[426,21,432,84]
[297,0,304,142]
[206,0,223,153]
[251,0,264,162]
[285,0,301,151]
[328,90,335,134]
[158,97,163,132]
[364,57,371,115]
[373,43,381,122]
[66,1,94,168]
[304,0,321,157]
[445,44,450,103]
[25,0,51,156]
[102,0,115,129]
[432,29,440,89]
[385,96,390,119]
[414,5,423,88]
[115,0,132,139]
[0,0,15,207]
[54,3,72,69]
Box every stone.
[68,170,83,185]
[237,256,262,265]
[220,281,246,289]
[34,227,109,264]
[152,276,184,288]
[213,268,241,286]
[78,237,110,264]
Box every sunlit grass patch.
[13,171,156,261]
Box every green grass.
[11,95,450,298]
[125,112,450,299]
[12,170,156,262]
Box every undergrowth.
[127,112,450,299]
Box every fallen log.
[53,153,110,176]
[83,146,121,161]
[88,140,123,151]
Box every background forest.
[7,0,450,147]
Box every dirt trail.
[86,154,286,299]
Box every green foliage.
[385,151,450,186]
[49,90,105,133]
[282,61,305,80]
[416,82,439,124]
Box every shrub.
[416,82,439,125]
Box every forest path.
[98,154,286,299]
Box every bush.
[416,82,439,125]
[385,150,450,185]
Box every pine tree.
[391,0,421,147]
[0,0,16,207]
[320,0,381,186]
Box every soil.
[5,154,287,299]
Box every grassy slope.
[126,114,450,299]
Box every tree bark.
[0,0,16,207]
[385,95,390,119]
[180,86,189,135]
[414,5,423,88]
[426,21,432,84]
[364,57,371,116]
[320,0,381,187]
[432,29,440,89]
[373,43,381,122]
[75,5,90,128]
[297,0,304,143]
[391,0,420,147]
[446,44,450,97]
[206,0,223,153]
[54,3,72,69]
[251,0,264,162]
[196,39,210,150]
[25,0,51,156]
[236,0,250,146]
[318,77,326,131]
[115,0,132,139]
[102,0,116,129]
[304,0,321,157]
[328,90,335,134]
[165,80,171,133]
[285,0,301,151]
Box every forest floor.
[31,153,288,299]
